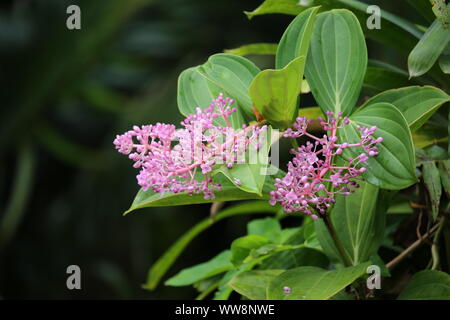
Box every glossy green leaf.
[215,164,269,196]
[275,6,320,69]
[249,56,305,128]
[230,235,270,266]
[142,201,279,290]
[213,128,274,196]
[408,8,450,78]
[362,86,450,132]
[259,247,329,270]
[422,161,442,219]
[247,218,282,243]
[178,54,261,126]
[224,43,278,57]
[245,0,421,55]
[165,251,233,286]
[398,270,450,300]
[244,0,311,19]
[229,270,284,300]
[341,102,417,190]
[305,9,367,116]
[267,262,371,300]
[125,174,279,214]
[315,182,387,266]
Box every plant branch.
[386,221,441,270]
[322,213,352,267]
[431,217,445,270]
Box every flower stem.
[322,213,352,268]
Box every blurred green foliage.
[0,0,293,299]
[0,0,446,299]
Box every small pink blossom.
[270,111,382,217]
[113,94,266,199]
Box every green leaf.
[438,160,450,198]
[165,251,233,287]
[305,9,367,116]
[362,86,450,132]
[398,270,450,300]
[275,6,320,69]
[230,235,270,266]
[340,102,417,190]
[142,201,279,290]
[315,182,387,266]
[249,56,305,129]
[244,0,311,19]
[267,262,371,300]
[213,128,274,196]
[408,8,450,78]
[215,164,269,196]
[245,0,421,55]
[422,161,442,219]
[125,174,279,213]
[229,270,284,300]
[224,43,278,57]
[247,218,282,243]
[178,53,261,127]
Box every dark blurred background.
[0,0,429,299]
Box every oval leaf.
[249,56,305,128]
[362,86,450,131]
[229,270,284,300]
[408,7,450,78]
[165,251,233,287]
[231,234,270,266]
[398,270,450,300]
[267,262,370,300]
[275,6,320,69]
[125,174,277,214]
[305,9,367,116]
[340,102,417,190]
[178,54,261,127]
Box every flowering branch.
[270,111,383,219]
[113,94,267,200]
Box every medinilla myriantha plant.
[114,6,450,300]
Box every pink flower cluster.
[270,111,382,219]
[113,94,267,200]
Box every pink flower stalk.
[113,94,267,199]
[270,111,382,219]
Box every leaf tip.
[244,10,254,20]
